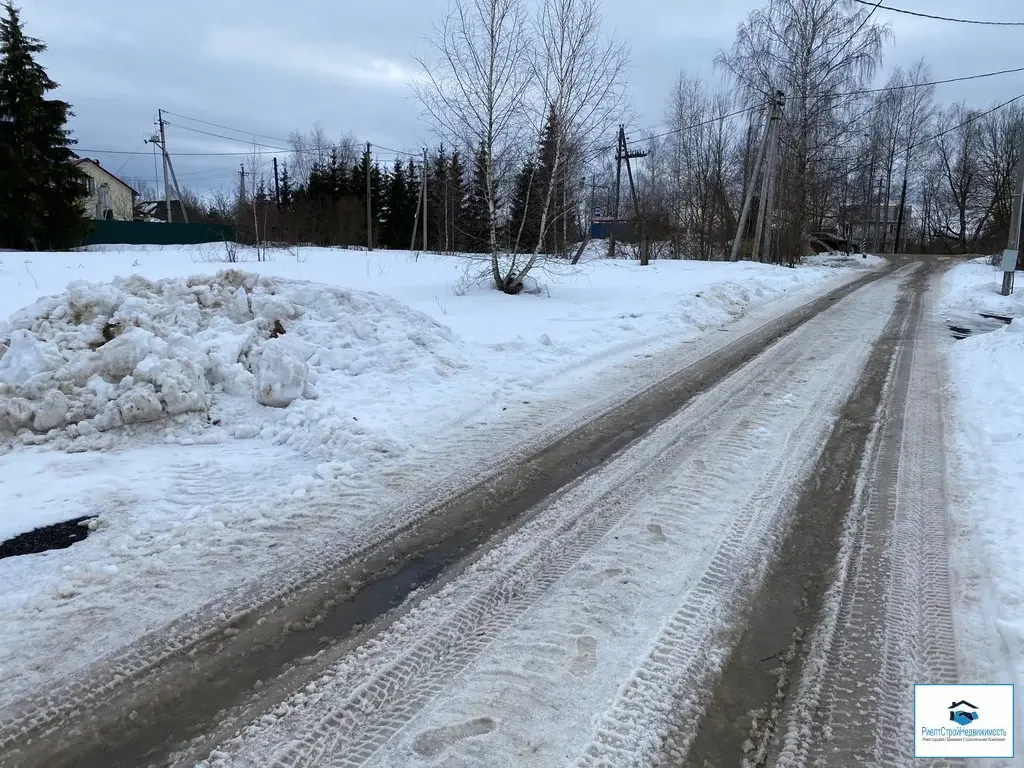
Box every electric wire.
[851,0,1024,26]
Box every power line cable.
[823,0,884,73]
[163,121,290,151]
[847,65,1024,96]
[624,65,1023,147]
[851,0,1024,26]
[78,66,1022,161]
[160,110,294,144]
[370,142,423,157]
[817,90,1024,190]
[111,141,147,175]
[165,108,425,159]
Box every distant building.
[74,158,137,221]
[590,216,634,241]
[137,199,187,223]
[845,203,917,251]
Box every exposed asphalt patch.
[0,517,97,560]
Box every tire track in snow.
[770,268,960,768]
[0,271,885,768]
[194,274,906,768]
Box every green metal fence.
[82,220,235,246]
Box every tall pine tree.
[0,2,88,249]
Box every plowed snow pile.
[0,270,460,453]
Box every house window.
[85,177,95,194]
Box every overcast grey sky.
[19,0,1024,195]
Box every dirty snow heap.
[0,271,457,446]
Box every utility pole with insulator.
[365,142,373,251]
[761,90,784,264]
[1001,129,1024,296]
[876,176,884,253]
[609,126,624,259]
[752,92,783,263]
[273,157,281,208]
[730,100,774,262]
[158,109,172,223]
[422,148,428,253]
[620,130,649,265]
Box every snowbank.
[0,271,457,449]
[803,251,887,269]
[942,261,1024,701]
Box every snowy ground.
[803,251,888,269]
[940,259,1024,745]
[195,267,907,768]
[0,245,879,712]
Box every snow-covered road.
[0,248,871,719]
[765,263,961,767]
[2,249,880,720]
[188,269,911,768]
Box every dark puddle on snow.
[0,516,97,560]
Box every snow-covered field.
[940,259,1024,738]
[0,244,877,710]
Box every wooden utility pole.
[730,102,773,262]
[158,110,173,223]
[620,130,648,265]
[365,142,373,250]
[876,177,885,253]
[238,165,248,203]
[166,155,188,223]
[609,126,624,259]
[1001,130,1024,295]
[761,90,782,264]
[273,157,281,207]
[410,159,424,252]
[422,149,428,253]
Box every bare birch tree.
[507,0,629,289]
[718,0,888,261]
[415,0,533,290]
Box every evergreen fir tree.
[382,158,410,249]
[370,160,385,248]
[278,162,292,208]
[448,150,466,251]
[0,2,88,249]
[461,144,493,254]
[509,159,540,253]
[427,146,448,251]
[535,105,566,254]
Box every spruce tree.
[509,159,540,253]
[427,146,448,251]
[278,163,292,208]
[461,145,492,254]
[0,2,88,249]
[535,105,566,254]
[448,150,466,251]
[381,158,409,249]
